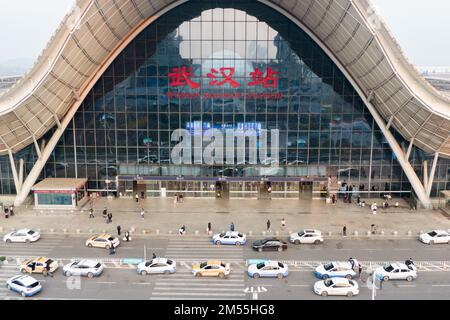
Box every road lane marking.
[154,282,244,286]
[397,285,416,287]
[431,284,450,287]
[152,292,246,296]
[95,281,117,284]
[153,287,244,291]
[289,284,310,287]
[132,282,153,285]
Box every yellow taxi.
[20,257,59,276]
[192,260,231,278]
[85,233,120,249]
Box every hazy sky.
[0,0,448,70]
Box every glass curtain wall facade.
[0,0,449,197]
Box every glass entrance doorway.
[299,181,313,200]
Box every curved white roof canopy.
[0,0,449,157]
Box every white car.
[374,263,417,282]
[6,275,42,297]
[212,231,246,246]
[419,230,450,245]
[247,261,289,279]
[137,258,176,275]
[315,262,357,280]
[63,260,104,278]
[314,278,359,297]
[290,229,323,244]
[3,229,40,243]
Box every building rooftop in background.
[0,75,22,97]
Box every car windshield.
[219,233,226,237]
[220,263,226,268]
[428,231,437,237]
[324,280,333,287]
[27,230,35,235]
[94,263,101,268]
[256,263,265,269]
[298,231,305,237]
[167,260,173,265]
[384,265,394,272]
[238,233,243,237]
[107,237,115,241]
[26,282,39,288]
[145,261,152,267]
[324,263,334,271]
[278,262,284,268]
[200,262,207,268]
[46,259,54,265]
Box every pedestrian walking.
[207,222,212,235]
[405,258,414,268]
[9,205,14,216]
[107,212,112,223]
[135,193,139,203]
[117,225,121,236]
[281,218,286,230]
[358,264,362,277]
[179,225,186,235]
[89,208,94,218]
[102,207,107,219]
[152,253,157,259]
[140,208,145,219]
[230,222,235,232]
[332,194,336,204]
[124,231,130,242]
[266,219,271,232]
[371,224,376,234]
[4,206,9,219]
[109,246,116,255]
[343,225,347,236]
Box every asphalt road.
[1,235,450,300]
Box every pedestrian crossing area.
[150,238,246,300]
[0,235,65,258]
[0,264,18,298]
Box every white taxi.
[247,261,288,279]
[137,258,176,275]
[3,229,40,243]
[314,278,359,297]
[419,230,450,245]
[212,231,246,246]
[314,262,357,280]
[374,263,417,282]
[290,229,323,244]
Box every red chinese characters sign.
[167,66,282,100]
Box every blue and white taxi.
[314,261,357,280]
[212,231,246,246]
[247,260,288,279]
[6,275,42,297]
[373,263,417,282]
[137,258,177,275]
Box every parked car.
[3,229,40,243]
[290,229,323,244]
[85,234,120,249]
[137,258,176,275]
[63,259,104,278]
[314,262,357,280]
[313,278,359,297]
[252,238,288,252]
[419,230,450,245]
[247,261,288,279]
[373,263,417,282]
[212,231,246,246]
[192,261,231,278]
[6,275,42,297]
[20,257,58,276]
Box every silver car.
[63,260,104,278]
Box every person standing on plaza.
[207,222,212,235]
[343,225,347,236]
[281,218,286,230]
[140,208,145,219]
[117,225,121,236]
[267,219,271,232]
[89,208,94,218]
[135,193,139,203]
[124,230,130,242]
[9,205,14,216]
[102,207,107,219]
[230,222,235,232]
[358,264,362,277]
[108,212,112,223]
